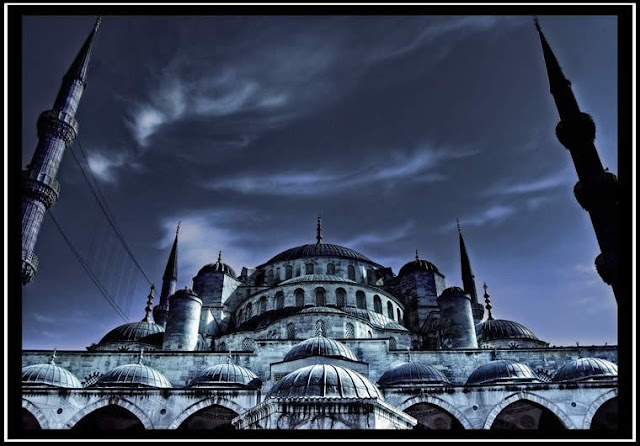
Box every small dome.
[378,362,449,386]
[552,357,618,382]
[476,319,539,342]
[280,274,356,286]
[198,261,237,279]
[267,364,383,399]
[440,286,467,297]
[190,363,259,387]
[398,259,440,277]
[466,360,539,385]
[99,320,164,345]
[93,362,172,388]
[22,362,82,389]
[299,306,345,315]
[260,243,375,267]
[284,337,357,362]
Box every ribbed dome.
[260,244,374,266]
[190,363,258,387]
[378,362,449,386]
[476,319,539,342]
[267,364,383,399]
[284,337,357,362]
[299,306,345,315]
[22,362,82,389]
[198,261,237,278]
[398,259,440,276]
[93,362,172,388]
[341,307,407,331]
[280,274,356,286]
[466,360,539,385]
[552,357,618,382]
[99,320,164,345]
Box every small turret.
[162,287,203,351]
[437,286,478,349]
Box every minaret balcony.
[36,109,79,145]
[22,250,39,285]
[22,170,60,208]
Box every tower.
[534,18,620,303]
[457,220,484,323]
[21,18,101,285]
[153,223,179,327]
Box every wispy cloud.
[484,170,573,197]
[461,205,517,227]
[203,146,476,196]
[86,149,141,183]
[339,221,415,249]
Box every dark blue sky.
[19,14,619,350]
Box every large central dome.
[259,243,375,266]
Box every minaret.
[457,219,484,323]
[534,18,620,303]
[21,17,101,285]
[153,223,179,327]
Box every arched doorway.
[71,405,145,431]
[590,397,617,430]
[177,405,238,430]
[404,403,465,430]
[21,408,41,430]
[490,400,566,430]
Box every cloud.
[339,221,415,249]
[203,146,476,196]
[484,170,572,197]
[86,150,140,183]
[450,205,517,230]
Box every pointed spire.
[64,16,101,84]
[50,348,57,365]
[163,223,179,281]
[483,282,494,320]
[316,215,323,244]
[534,16,581,120]
[143,284,155,322]
[458,221,478,304]
[217,250,223,264]
[415,249,420,261]
[138,348,145,364]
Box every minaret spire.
[457,220,484,323]
[483,282,494,320]
[534,18,620,303]
[143,284,155,322]
[22,18,101,285]
[153,223,180,327]
[316,216,323,244]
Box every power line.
[68,137,153,285]
[47,209,129,323]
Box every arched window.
[295,289,305,307]
[315,320,326,337]
[366,269,374,285]
[237,309,244,324]
[326,263,335,275]
[246,302,253,320]
[315,287,326,306]
[287,323,296,340]
[345,323,354,338]
[267,270,274,283]
[397,309,402,323]
[285,265,293,280]
[275,267,281,281]
[348,265,356,281]
[275,291,284,310]
[305,263,314,275]
[336,288,346,307]
[259,296,267,314]
[356,291,366,309]
[295,266,301,277]
[373,295,382,314]
[389,337,397,350]
[218,341,227,352]
[387,301,394,319]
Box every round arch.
[22,399,50,429]
[397,395,473,430]
[64,397,153,429]
[167,397,244,429]
[582,389,617,429]
[483,391,575,429]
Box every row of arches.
[236,287,403,326]
[22,392,618,430]
[261,262,378,286]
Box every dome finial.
[483,282,494,320]
[138,348,145,364]
[456,218,462,234]
[217,251,222,264]
[143,285,155,322]
[316,215,323,244]
[176,220,181,235]
[50,348,57,365]
[415,249,420,261]
[227,351,233,364]
[406,346,412,363]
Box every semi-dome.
[378,362,449,386]
[466,359,539,385]
[197,261,237,279]
[552,357,617,382]
[267,364,383,399]
[284,337,357,362]
[476,319,539,342]
[259,243,376,267]
[190,363,259,387]
[22,362,82,389]
[280,274,356,286]
[341,307,407,331]
[93,362,172,388]
[99,320,164,345]
[398,258,440,277]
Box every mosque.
[20,18,619,432]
